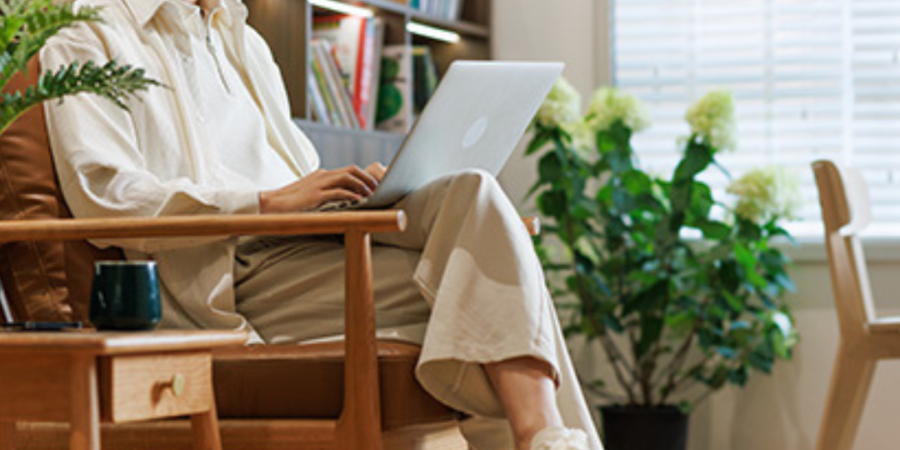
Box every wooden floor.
[12,419,468,450]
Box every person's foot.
[530,426,589,450]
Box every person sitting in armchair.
[41,0,603,449]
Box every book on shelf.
[307,68,330,126]
[310,39,360,129]
[411,45,438,117]
[411,0,464,21]
[376,45,413,133]
[312,14,384,130]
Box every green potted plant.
[1,0,157,135]
[528,80,800,450]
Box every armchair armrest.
[0,212,537,243]
[0,211,406,244]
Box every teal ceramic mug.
[90,261,161,331]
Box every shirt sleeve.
[41,23,260,253]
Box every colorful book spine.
[307,68,331,126]
[320,41,360,128]
[310,43,344,126]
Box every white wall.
[492,2,900,449]
[493,0,609,205]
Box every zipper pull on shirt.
[205,7,231,94]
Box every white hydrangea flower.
[586,87,650,133]
[535,77,582,130]
[685,90,737,152]
[727,165,802,223]
[562,119,595,157]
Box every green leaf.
[606,147,633,173]
[526,128,552,155]
[686,181,714,224]
[596,130,616,154]
[774,273,796,292]
[715,346,737,360]
[673,142,713,182]
[537,189,567,217]
[665,310,697,337]
[722,292,745,313]
[733,243,756,270]
[748,348,774,373]
[737,219,763,241]
[770,311,793,338]
[707,366,729,389]
[2,60,162,135]
[699,220,731,240]
[1,1,104,91]
[623,279,670,316]
[622,169,653,194]
[603,315,625,333]
[538,151,564,183]
[636,314,664,358]
[728,366,749,386]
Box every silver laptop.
[322,61,564,210]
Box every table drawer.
[102,351,212,423]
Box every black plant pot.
[600,405,689,450]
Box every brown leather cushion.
[213,341,458,430]
[0,58,123,323]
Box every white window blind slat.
[613,0,900,235]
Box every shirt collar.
[121,0,239,28]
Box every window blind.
[612,0,900,236]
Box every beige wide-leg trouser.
[235,170,603,450]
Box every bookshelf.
[244,0,492,132]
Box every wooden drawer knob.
[170,373,186,397]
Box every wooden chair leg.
[815,343,877,450]
[0,421,15,450]
[69,355,100,450]
[337,229,382,450]
[191,408,223,450]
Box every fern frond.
[0,60,162,136]
[1,1,102,91]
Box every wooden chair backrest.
[812,160,877,336]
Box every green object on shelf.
[375,46,412,132]
[376,85,403,124]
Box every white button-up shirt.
[42,0,320,335]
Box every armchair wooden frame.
[813,160,900,450]
[0,210,402,450]
[0,211,540,450]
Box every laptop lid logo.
[462,117,489,149]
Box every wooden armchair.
[0,212,460,450]
[0,59,539,450]
[812,160,900,450]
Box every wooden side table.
[0,330,247,450]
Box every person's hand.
[365,162,387,183]
[258,165,379,213]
